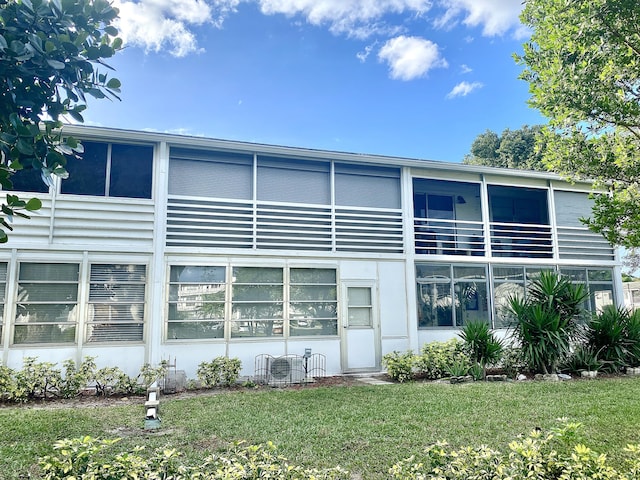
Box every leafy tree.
[0,0,122,242]
[517,0,640,248]
[463,125,547,171]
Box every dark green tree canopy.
[0,0,122,241]
[517,0,640,248]
[463,125,546,171]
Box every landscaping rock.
[517,374,528,381]
[535,373,559,381]
[626,367,640,376]
[486,374,507,382]
[558,374,571,381]
[450,375,473,384]
[581,370,597,378]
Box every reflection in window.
[14,263,79,344]
[347,287,372,327]
[61,141,153,198]
[416,264,489,328]
[561,267,615,313]
[86,264,146,343]
[168,266,225,340]
[290,268,337,336]
[492,266,554,328]
[232,267,283,338]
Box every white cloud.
[460,63,472,74]
[446,80,483,98]
[378,35,447,81]
[435,0,524,37]
[113,0,240,57]
[257,0,433,38]
[356,43,375,62]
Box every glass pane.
[230,320,283,338]
[290,319,337,336]
[19,263,79,281]
[290,302,337,319]
[88,303,144,322]
[10,168,49,193]
[168,303,225,320]
[417,282,453,327]
[494,282,524,328]
[14,324,76,344]
[493,266,524,282]
[349,307,372,327]
[232,285,283,301]
[232,267,283,284]
[61,141,108,195]
[348,287,371,307]
[170,265,225,283]
[455,281,489,326]
[15,304,78,323]
[560,268,586,282]
[592,287,615,313]
[91,264,146,282]
[90,284,146,301]
[290,268,336,284]
[18,283,78,302]
[232,303,283,320]
[86,323,143,342]
[589,269,613,281]
[453,266,486,280]
[416,264,451,281]
[526,267,554,282]
[290,285,336,301]
[169,284,225,302]
[110,144,153,198]
[168,321,224,339]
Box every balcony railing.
[414,218,484,256]
[490,222,553,258]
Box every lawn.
[2,377,640,479]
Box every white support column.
[147,140,170,366]
[401,167,419,351]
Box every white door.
[341,283,380,372]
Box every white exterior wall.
[0,126,623,380]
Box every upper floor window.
[488,185,549,225]
[61,141,153,199]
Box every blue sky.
[82,0,546,163]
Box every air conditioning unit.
[268,356,306,385]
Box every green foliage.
[463,125,547,171]
[468,362,484,381]
[459,320,504,367]
[415,338,471,380]
[445,358,470,378]
[197,356,242,387]
[498,346,524,379]
[508,271,588,374]
[564,345,601,374]
[389,422,640,479]
[139,360,169,387]
[382,350,415,383]
[57,356,96,399]
[517,0,640,248]
[0,0,122,241]
[13,356,62,400]
[39,436,350,479]
[585,306,640,372]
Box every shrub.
[415,339,470,380]
[382,351,416,382]
[40,437,350,479]
[389,422,640,479]
[459,320,504,376]
[197,356,242,388]
[58,357,97,399]
[585,306,640,372]
[508,271,587,374]
[13,357,62,400]
[498,345,525,379]
[563,344,601,374]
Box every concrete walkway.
[352,375,394,385]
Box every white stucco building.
[0,126,622,378]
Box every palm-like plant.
[459,321,504,377]
[586,306,640,372]
[508,271,588,374]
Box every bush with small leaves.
[197,356,242,388]
[382,351,416,383]
[415,339,471,380]
[14,357,62,400]
[58,357,97,399]
[40,437,350,480]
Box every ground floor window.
[14,263,79,344]
[167,265,337,340]
[416,263,489,328]
[561,267,616,313]
[86,264,146,342]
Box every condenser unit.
[268,356,306,385]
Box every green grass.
[2,378,640,479]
